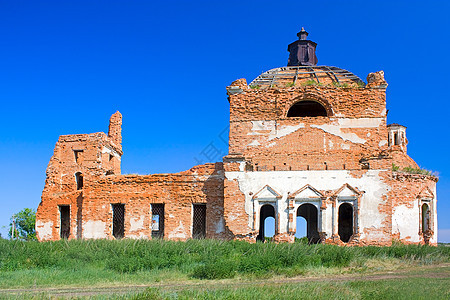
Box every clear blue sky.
[0,1,449,242]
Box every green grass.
[0,239,448,288]
[302,80,322,86]
[127,276,450,300]
[392,163,434,176]
[133,274,449,300]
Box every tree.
[9,208,37,241]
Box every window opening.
[287,101,327,117]
[297,203,320,244]
[59,205,70,239]
[295,216,307,241]
[151,204,165,239]
[394,132,399,145]
[73,150,83,164]
[422,203,430,234]
[109,154,114,161]
[192,204,206,239]
[112,204,125,239]
[264,216,275,241]
[75,172,83,190]
[338,203,353,242]
[256,204,276,242]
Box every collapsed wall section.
[37,131,123,240]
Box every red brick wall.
[37,74,437,246]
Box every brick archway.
[286,93,333,117]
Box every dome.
[249,65,365,89]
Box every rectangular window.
[151,204,165,239]
[73,150,84,164]
[112,204,125,239]
[59,205,70,239]
[192,204,206,239]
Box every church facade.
[36,29,438,245]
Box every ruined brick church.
[36,28,438,245]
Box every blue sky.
[0,1,449,241]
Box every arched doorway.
[422,203,430,234]
[296,203,320,243]
[338,203,353,243]
[256,204,276,242]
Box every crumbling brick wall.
[227,83,389,172]
[36,124,123,240]
[80,163,229,240]
[36,114,231,241]
[36,67,437,246]
[221,71,437,245]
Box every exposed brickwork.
[228,84,389,172]
[36,31,438,246]
[221,68,438,246]
[108,111,122,152]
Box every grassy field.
[0,239,449,298]
[0,239,449,286]
[2,264,449,299]
[129,274,450,300]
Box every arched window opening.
[75,172,83,190]
[296,203,320,244]
[422,203,430,234]
[338,203,353,243]
[256,204,276,242]
[287,100,327,117]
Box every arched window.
[287,100,327,117]
[256,204,276,242]
[296,203,320,244]
[75,172,83,190]
[338,203,353,243]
